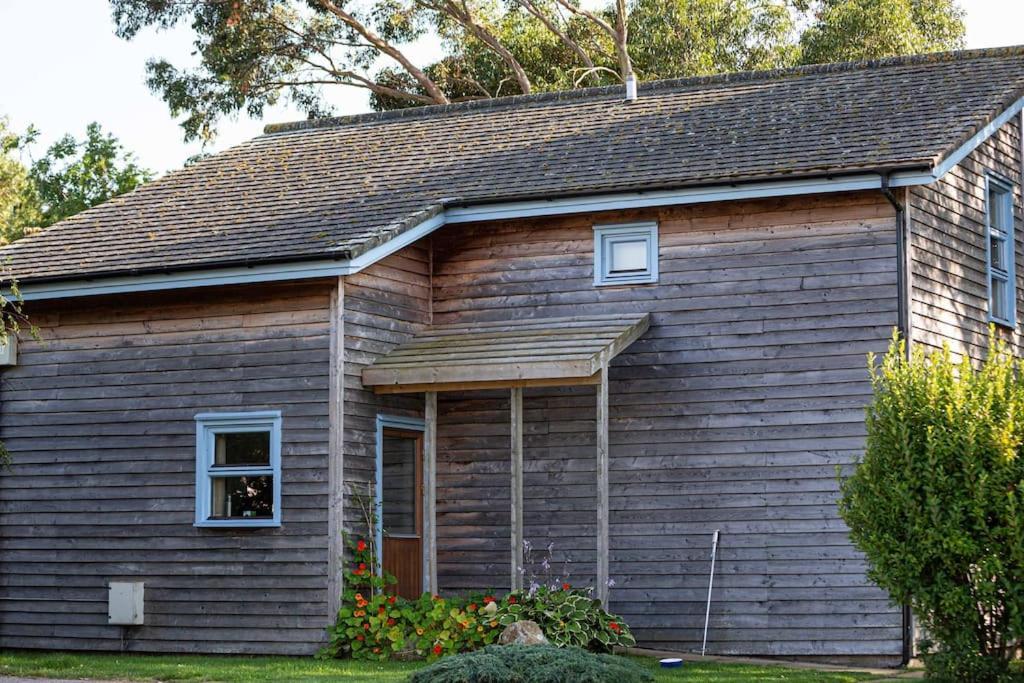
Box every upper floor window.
[195,411,282,528]
[986,175,1016,327]
[594,222,659,286]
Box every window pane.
[214,431,270,467]
[991,234,1006,271]
[609,239,648,273]
[382,435,417,536]
[990,186,1011,231]
[211,475,274,519]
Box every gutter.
[880,172,915,667]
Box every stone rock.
[498,620,548,646]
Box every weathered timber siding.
[342,247,430,537]
[428,192,903,661]
[0,282,334,654]
[910,116,1024,360]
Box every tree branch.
[515,0,596,75]
[313,0,449,104]
[552,0,631,80]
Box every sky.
[1,0,1022,175]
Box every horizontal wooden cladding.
[427,191,901,660]
[342,245,429,542]
[0,282,334,655]
[910,116,1023,360]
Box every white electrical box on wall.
[108,581,144,625]
[0,336,17,366]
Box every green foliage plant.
[495,584,636,651]
[408,644,654,683]
[323,539,635,661]
[839,331,1024,681]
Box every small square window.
[195,412,282,528]
[594,222,658,286]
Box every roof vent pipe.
[624,73,637,102]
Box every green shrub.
[494,585,635,652]
[839,333,1024,681]
[408,645,654,683]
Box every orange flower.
[468,603,477,611]
[354,610,365,617]
[562,583,571,591]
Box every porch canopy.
[361,313,651,602]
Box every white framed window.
[986,174,1017,327]
[594,222,659,286]
[194,411,282,528]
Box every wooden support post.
[424,391,438,593]
[596,364,610,605]
[326,278,345,620]
[510,387,524,591]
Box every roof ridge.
[263,45,1024,135]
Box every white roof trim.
[19,96,1024,302]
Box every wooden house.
[1,47,1023,666]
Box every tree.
[0,119,41,245]
[840,334,1024,681]
[0,120,153,244]
[109,0,964,142]
[798,0,965,65]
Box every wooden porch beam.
[424,391,438,593]
[596,364,610,605]
[510,387,524,592]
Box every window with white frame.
[594,222,659,286]
[986,175,1016,326]
[195,411,282,527]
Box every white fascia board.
[20,259,350,301]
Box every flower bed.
[322,538,635,661]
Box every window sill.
[195,519,281,529]
[988,315,1017,331]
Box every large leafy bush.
[839,335,1024,681]
[409,645,654,683]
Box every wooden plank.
[327,277,345,620]
[424,391,438,593]
[510,387,524,592]
[596,365,609,605]
[371,374,602,394]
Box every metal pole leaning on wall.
[701,529,720,657]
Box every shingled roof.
[7,46,1024,284]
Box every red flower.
[387,618,396,626]
[388,596,397,604]
[357,540,367,552]
[433,644,443,655]
[354,568,364,576]
[432,594,443,601]
[356,634,364,641]
[358,563,367,571]
[378,606,386,614]
[483,596,495,604]
[363,622,370,630]
[609,621,621,631]
[507,596,517,604]
[468,603,477,611]
[562,583,571,591]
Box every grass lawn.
[0,650,888,683]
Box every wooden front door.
[380,428,423,599]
